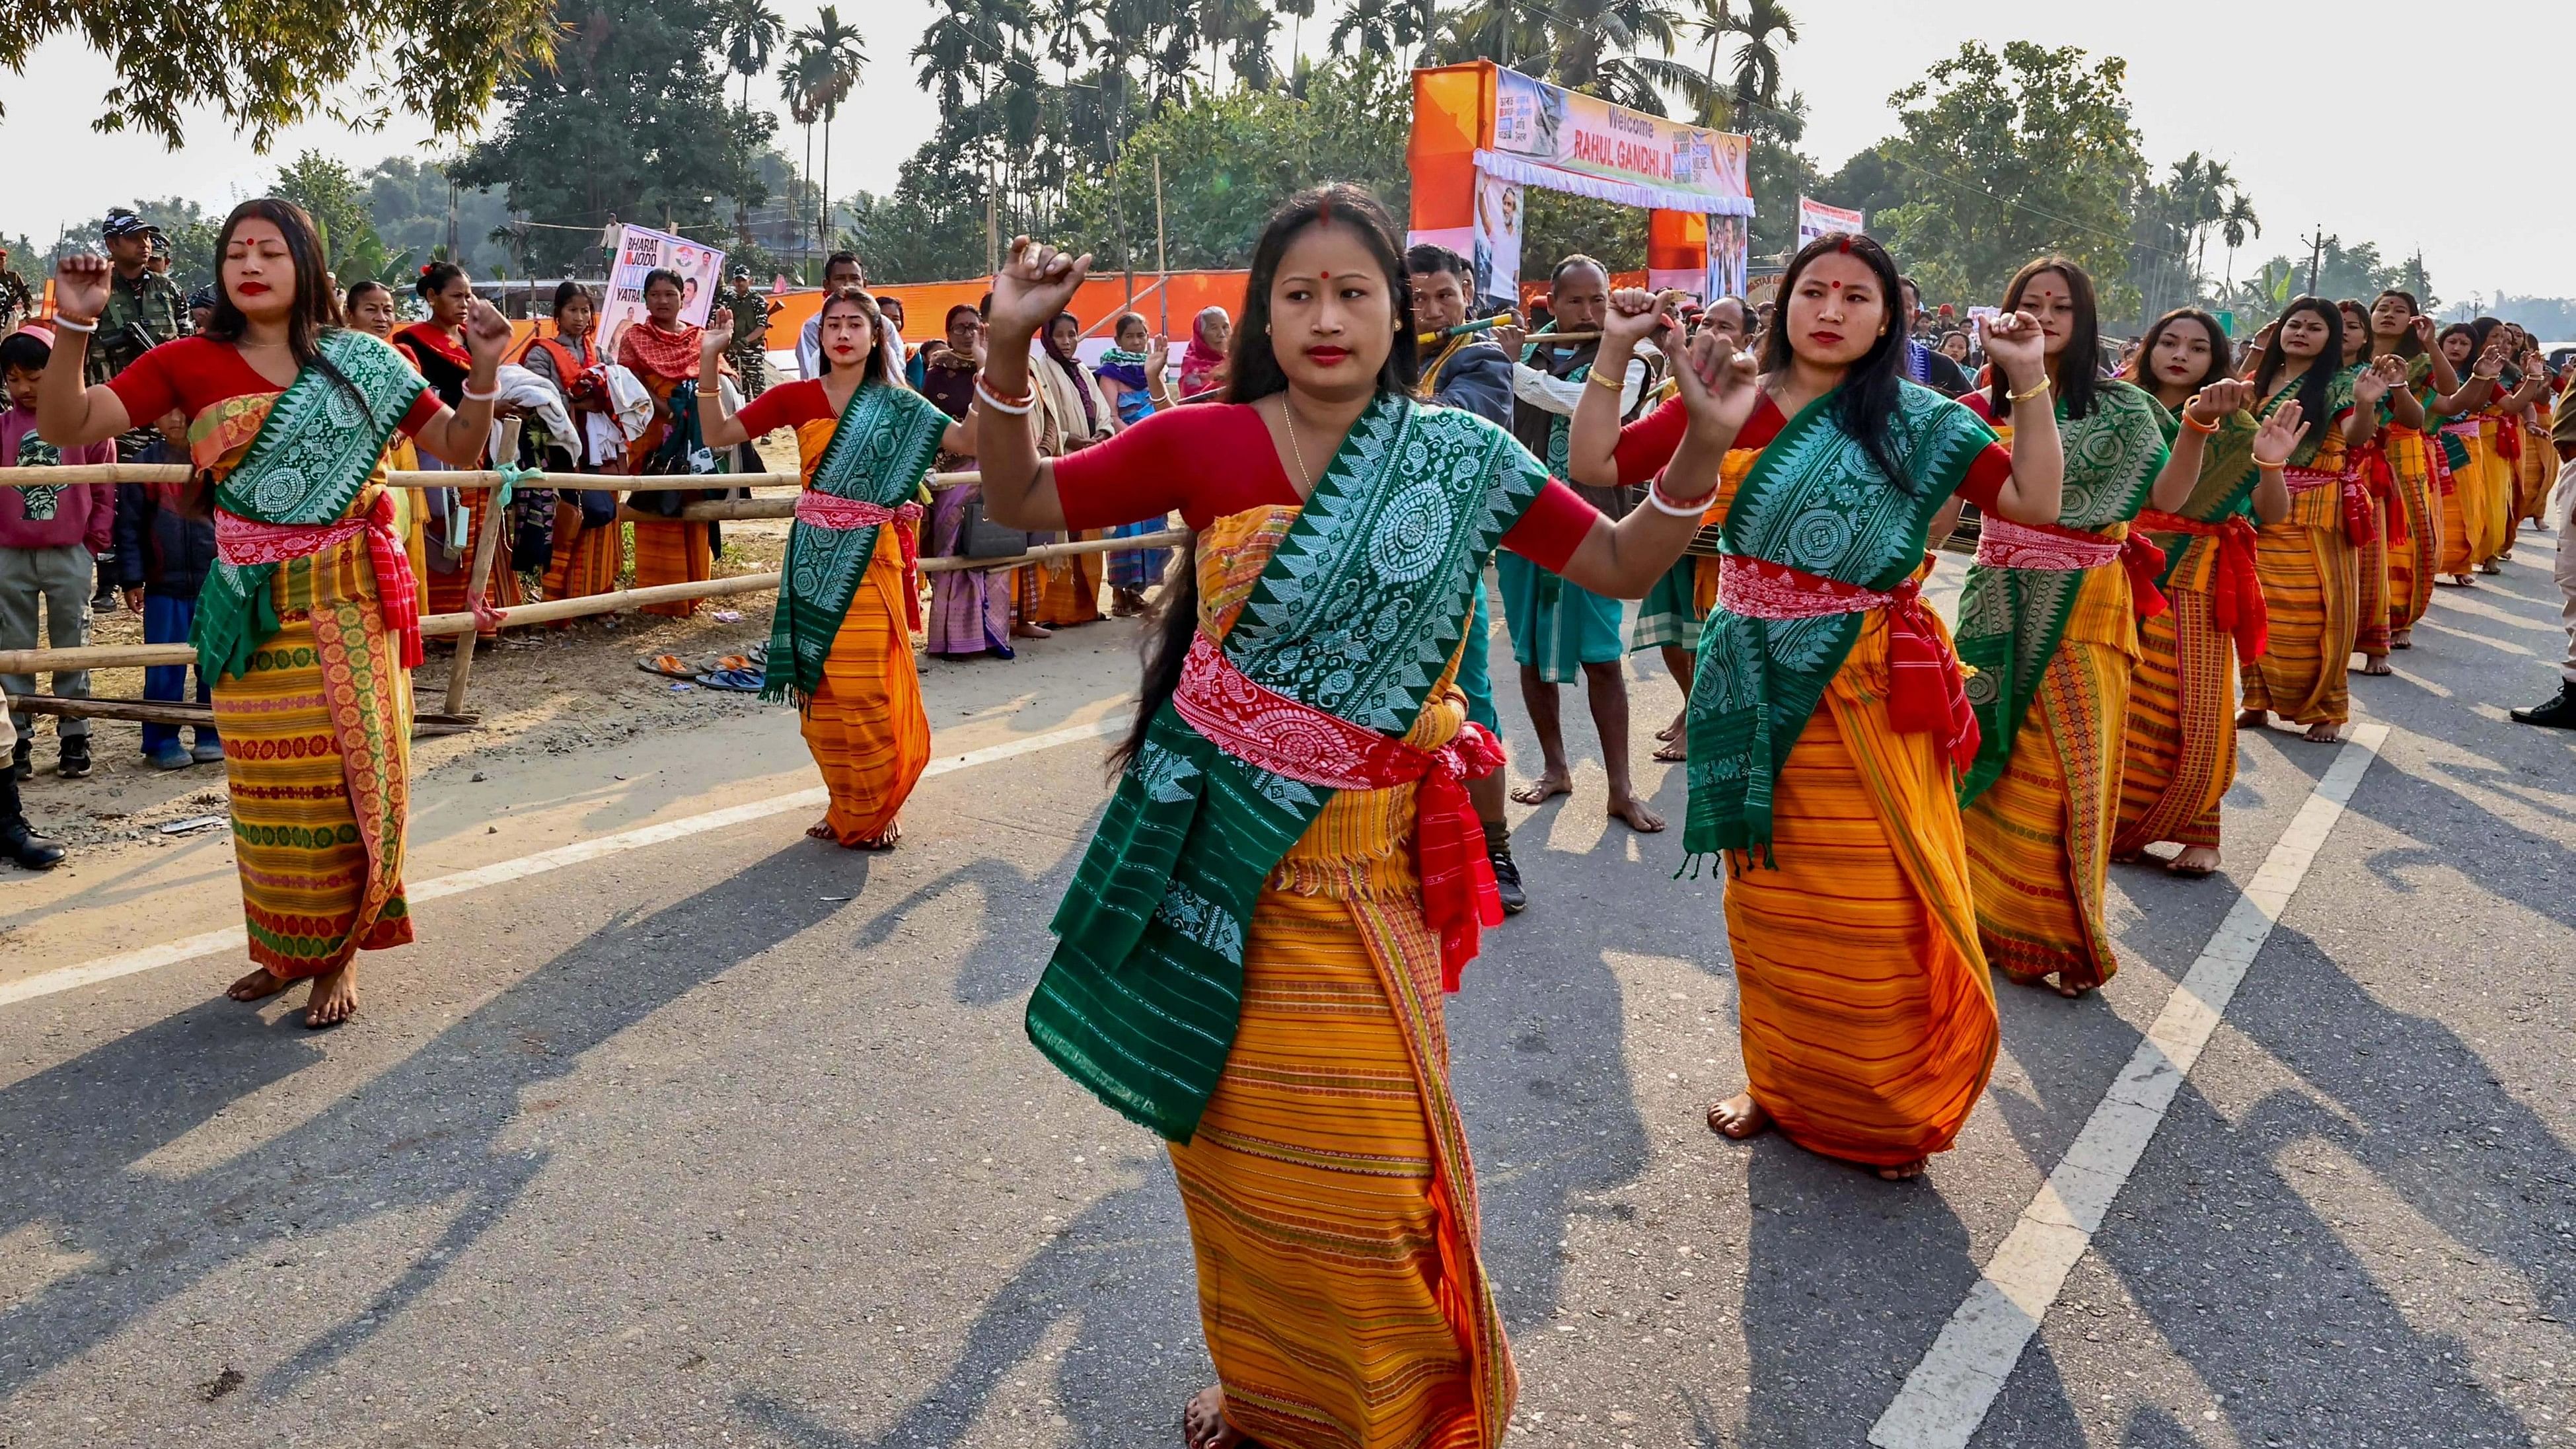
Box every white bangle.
[461,383,501,402]
[52,315,98,334]
[1644,481,1718,518]
[975,375,1035,417]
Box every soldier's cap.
[187,286,218,312]
[102,209,152,240]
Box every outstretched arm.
[973,238,1091,532]
[1554,329,1746,598]
[2147,379,2256,512]
[1565,288,1675,488]
[32,256,135,447]
[694,308,752,450]
[409,300,508,467]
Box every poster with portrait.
[1705,213,1749,302]
[596,223,727,369]
[1472,171,1525,311]
[1794,196,1866,248]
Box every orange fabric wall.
[760,272,1251,351]
[1408,62,1493,237]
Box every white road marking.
[1,715,1128,1011]
[1868,723,2388,1449]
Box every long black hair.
[2121,307,2232,400]
[815,287,889,383]
[1762,232,1913,490]
[203,198,368,415]
[2372,290,2425,359]
[416,259,465,301]
[1987,256,2103,421]
[1114,182,1418,772]
[2252,295,2343,431]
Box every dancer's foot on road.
[1608,794,1666,833]
[1707,1092,1771,1140]
[303,964,357,1029]
[1512,770,1572,807]
[227,967,292,1004]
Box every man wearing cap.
[85,211,187,614]
[0,246,32,334]
[725,268,774,397]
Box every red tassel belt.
[796,493,926,630]
[1716,554,1980,774]
[2135,509,2266,659]
[2285,466,2376,548]
[2351,442,2410,546]
[1971,515,2168,620]
[215,494,422,669]
[1171,633,1505,992]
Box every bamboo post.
[443,420,523,716]
[1154,153,1169,335]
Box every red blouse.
[1610,390,2009,510]
[733,379,833,437]
[107,336,443,436]
[1052,402,1601,574]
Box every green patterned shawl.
[1682,381,1997,860]
[760,381,948,705]
[1953,379,2170,804]
[1025,393,1550,1142]
[194,329,427,685]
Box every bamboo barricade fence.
[0,461,1185,727]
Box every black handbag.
[953,494,1032,560]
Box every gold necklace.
[1280,396,1313,491]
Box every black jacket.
[113,482,217,599]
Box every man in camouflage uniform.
[86,211,188,612]
[724,268,774,397]
[0,246,34,335]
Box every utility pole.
[984,156,1000,279]
[2301,224,2334,298]
[1154,153,1169,334]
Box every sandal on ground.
[694,666,766,692]
[638,653,696,679]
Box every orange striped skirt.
[1035,533,1105,626]
[542,503,626,605]
[424,492,523,637]
[632,519,712,617]
[1966,636,2130,992]
[799,548,930,845]
[216,531,414,977]
[2521,422,2554,525]
[2385,430,2438,632]
[1722,617,1998,1167]
[2242,521,2355,727]
[2354,503,2391,657]
[2114,583,2236,854]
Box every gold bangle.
[1588,369,1625,391]
[2007,375,2053,404]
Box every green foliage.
[1872,42,2147,313]
[455,0,776,274]
[1522,190,1647,278]
[361,159,512,277]
[0,0,553,151]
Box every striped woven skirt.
[423,492,521,637]
[2354,503,2392,657]
[1494,552,1624,685]
[1035,532,1105,626]
[799,549,930,845]
[2114,582,2236,855]
[1107,518,1172,593]
[215,535,414,976]
[1965,638,2131,991]
[925,483,1013,658]
[632,519,712,617]
[2242,521,2355,727]
[2521,422,2554,525]
[2385,429,2439,632]
[1722,618,1999,1167]
[1167,883,1510,1448]
[542,502,626,605]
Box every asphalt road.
[2,544,2570,1448]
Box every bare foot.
[1511,770,1572,807]
[1608,795,1666,833]
[1652,737,1687,763]
[2304,722,2343,743]
[1707,1091,1771,1140]
[1183,1385,1249,1449]
[2389,628,2413,650]
[806,819,837,840]
[1011,621,1054,640]
[2051,977,2090,1000]
[1656,710,1685,743]
[2236,708,2267,729]
[2447,573,2476,587]
[2358,654,2392,676]
[1875,1158,1928,1182]
[303,963,357,1029]
[847,819,902,851]
[227,967,293,1003]
[2166,845,2222,878]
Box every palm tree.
[713,0,784,112]
[1328,0,1397,57]
[2219,192,2261,291]
[1683,0,1734,122]
[778,45,829,264]
[1274,0,1314,65]
[795,7,868,256]
[1722,0,1796,112]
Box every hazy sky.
[3,0,2565,303]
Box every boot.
[1484,820,1528,916]
[57,735,91,779]
[0,772,64,870]
[2509,682,2576,729]
[9,738,26,781]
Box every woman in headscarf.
[397,262,517,633]
[525,281,625,609]
[1175,305,1231,399]
[1031,311,1116,626]
[618,268,716,617]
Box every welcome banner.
[1795,196,1866,247]
[597,223,727,369]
